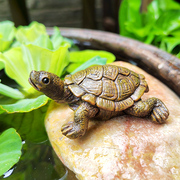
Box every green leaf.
[157,0,180,11]
[0,40,12,53]
[171,29,180,37]
[177,52,180,58]
[0,105,48,143]
[119,0,142,38]
[154,10,180,35]
[33,35,54,50]
[0,81,24,99]
[125,22,152,39]
[0,43,70,93]
[70,56,107,74]
[0,95,48,113]
[146,0,161,21]
[119,0,156,41]
[15,23,72,50]
[0,56,4,70]
[142,0,162,41]
[119,0,128,36]
[0,21,16,42]
[69,50,115,63]
[0,108,5,115]
[15,21,47,44]
[160,37,180,53]
[0,128,22,176]
[51,27,64,49]
[0,21,16,52]
[50,27,72,50]
[67,50,115,73]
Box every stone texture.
[45,61,180,180]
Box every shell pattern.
[64,65,148,111]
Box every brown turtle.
[29,64,169,139]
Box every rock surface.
[45,61,180,180]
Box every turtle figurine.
[29,64,169,139]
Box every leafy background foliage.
[119,0,180,57]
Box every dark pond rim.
[47,27,180,97]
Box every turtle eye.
[42,77,50,84]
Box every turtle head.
[29,70,64,101]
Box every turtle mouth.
[28,77,40,91]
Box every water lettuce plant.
[0,21,115,177]
[119,0,180,57]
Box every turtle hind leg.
[150,98,169,123]
[124,97,169,123]
[61,102,98,139]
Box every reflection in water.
[3,169,14,178]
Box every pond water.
[0,139,77,180]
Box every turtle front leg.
[124,97,169,123]
[61,102,98,139]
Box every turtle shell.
[64,65,149,111]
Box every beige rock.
[45,61,180,180]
